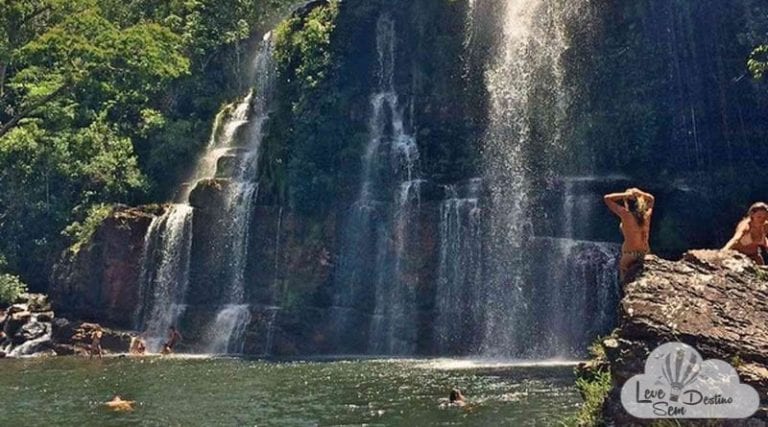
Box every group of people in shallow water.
[126,326,182,356]
[89,326,182,358]
[604,187,768,280]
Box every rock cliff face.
[50,205,165,329]
[582,250,768,425]
[43,0,768,359]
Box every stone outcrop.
[580,250,768,425]
[51,319,133,355]
[0,293,54,357]
[50,205,165,329]
[0,293,135,357]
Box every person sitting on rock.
[90,327,103,359]
[723,202,768,265]
[161,326,181,355]
[604,187,655,281]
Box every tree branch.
[18,5,53,31]
[0,85,68,138]
[0,62,6,97]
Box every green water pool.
[0,356,582,426]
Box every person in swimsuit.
[129,335,146,355]
[449,389,466,407]
[723,202,768,265]
[105,395,135,412]
[604,187,655,281]
[162,326,182,355]
[90,327,104,359]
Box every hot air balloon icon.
[661,347,701,402]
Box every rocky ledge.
[578,250,768,425]
[1,293,135,358]
[51,204,165,329]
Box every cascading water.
[533,176,620,355]
[6,313,51,357]
[331,13,420,355]
[129,1,620,359]
[204,304,252,354]
[136,32,276,354]
[135,205,194,352]
[200,33,276,354]
[434,179,483,354]
[479,0,598,356]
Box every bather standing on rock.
[162,326,181,355]
[90,327,103,359]
[723,202,768,265]
[604,187,655,281]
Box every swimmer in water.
[449,389,466,407]
[105,395,135,412]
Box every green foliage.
[262,0,360,215]
[559,337,612,426]
[274,1,340,93]
[0,255,28,306]
[570,370,612,427]
[62,203,113,254]
[0,0,295,287]
[730,354,744,369]
[748,45,768,79]
[0,273,28,306]
[587,337,607,361]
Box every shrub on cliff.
[566,339,612,427]
[0,256,28,306]
[0,274,27,307]
[263,0,366,215]
[62,204,113,255]
[749,45,768,79]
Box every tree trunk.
[0,62,6,97]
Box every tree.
[0,1,187,287]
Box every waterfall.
[533,236,619,356]
[331,13,420,355]
[135,204,194,352]
[536,176,621,355]
[262,306,280,357]
[133,32,276,355]
[204,304,252,354]
[479,0,592,356]
[199,32,276,353]
[434,179,483,354]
